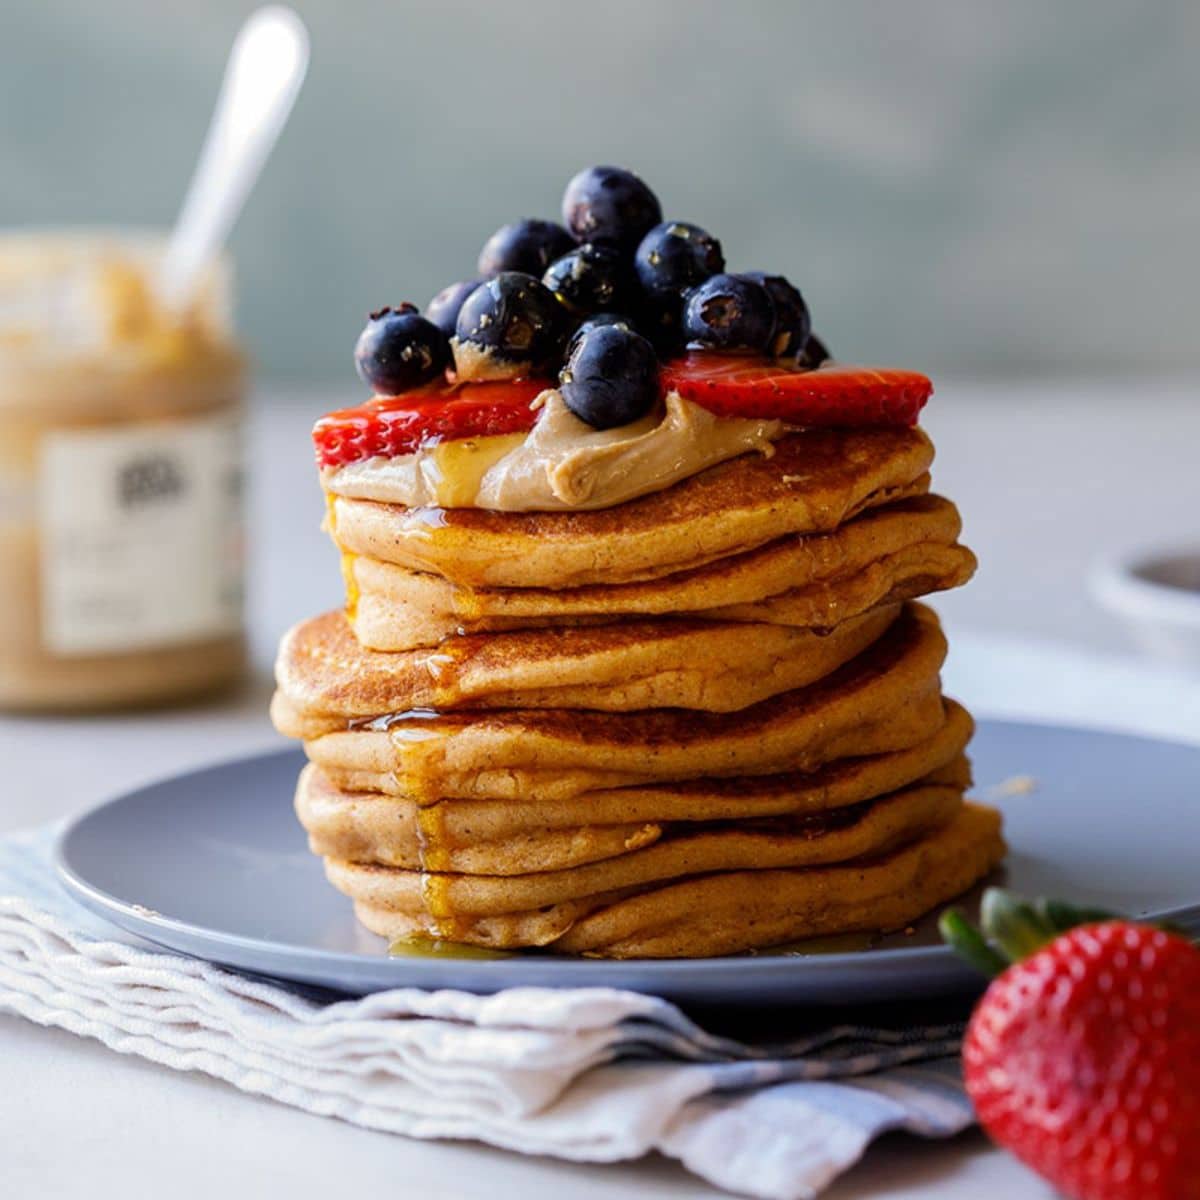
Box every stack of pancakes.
[272,425,1005,957]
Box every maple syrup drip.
[323,492,362,623]
[387,712,472,942]
[422,635,475,709]
[406,505,449,535]
[415,802,452,872]
[453,582,486,629]
[429,432,527,507]
[359,706,445,732]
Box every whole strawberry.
[942,890,1200,1200]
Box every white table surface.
[4,378,1199,1200]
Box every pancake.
[556,801,1005,957]
[326,427,935,588]
[707,541,974,625]
[274,603,898,718]
[297,749,971,873]
[296,762,664,873]
[324,780,966,913]
[276,603,948,800]
[348,494,976,650]
[302,696,971,818]
[336,801,1005,955]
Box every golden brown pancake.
[295,763,662,873]
[348,494,975,651]
[296,750,971,874]
[334,801,1005,956]
[556,802,1005,957]
[301,695,971,815]
[325,781,965,911]
[708,542,974,625]
[276,603,948,800]
[326,427,935,588]
[274,602,898,718]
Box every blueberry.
[477,219,573,278]
[454,272,568,372]
[634,221,724,300]
[682,273,776,353]
[565,311,637,357]
[633,294,686,357]
[425,279,483,337]
[741,271,811,357]
[562,165,662,249]
[543,242,632,316]
[560,324,660,430]
[796,333,832,368]
[354,304,450,394]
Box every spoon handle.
[158,6,309,311]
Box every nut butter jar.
[0,231,246,710]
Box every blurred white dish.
[1091,546,1200,668]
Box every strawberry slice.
[661,354,931,427]
[315,356,933,468]
[314,379,545,468]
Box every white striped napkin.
[0,826,974,1200]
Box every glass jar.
[0,231,246,710]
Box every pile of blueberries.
[354,166,828,430]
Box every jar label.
[39,413,243,654]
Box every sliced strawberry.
[315,356,932,468]
[660,354,931,427]
[314,379,545,468]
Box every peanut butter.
[322,390,783,512]
[0,232,246,711]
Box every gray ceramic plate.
[55,720,1200,1006]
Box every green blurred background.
[3,0,1197,384]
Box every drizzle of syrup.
[388,935,511,960]
[380,706,474,941]
[428,433,527,507]
[324,492,361,623]
[452,582,486,629]
[422,635,475,709]
[406,505,449,533]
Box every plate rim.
[53,720,1200,996]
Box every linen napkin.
[0,825,975,1200]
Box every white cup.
[1091,547,1200,669]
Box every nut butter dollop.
[323,390,783,512]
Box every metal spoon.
[158,6,309,311]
